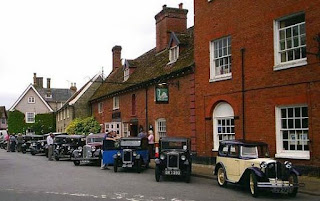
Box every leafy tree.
[66,117,100,135]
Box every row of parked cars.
[1,132,301,198]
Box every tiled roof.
[37,88,74,103]
[91,27,194,102]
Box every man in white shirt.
[47,132,54,161]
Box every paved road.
[0,149,318,201]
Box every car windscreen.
[161,141,187,150]
[240,145,269,158]
[87,137,103,143]
[120,140,141,147]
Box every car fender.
[245,167,264,178]
[290,167,301,176]
[214,162,227,175]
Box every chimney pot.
[163,4,167,9]
[47,78,51,89]
[179,3,183,9]
[112,45,122,71]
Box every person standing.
[147,130,155,159]
[10,134,17,152]
[138,127,146,138]
[16,133,24,152]
[5,133,10,152]
[47,132,54,161]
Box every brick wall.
[194,0,320,166]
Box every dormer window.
[45,93,52,98]
[124,67,129,81]
[169,45,179,63]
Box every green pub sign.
[156,86,169,103]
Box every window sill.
[212,148,218,152]
[167,60,177,65]
[113,108,119,111]
[274,58,307,71]
[209,73,232,83]
[275,151,310,160]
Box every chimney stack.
[33,73,37,86]
[155,4,188,53]
[47,78,51,89]
[70,83,77,93]
[112,45,122,71]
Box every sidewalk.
[149,160,320,196]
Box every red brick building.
[194,0,320,168]
[90,4,196,148]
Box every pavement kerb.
[149,159,320,196]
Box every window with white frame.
[124,67,129,81]
[156,118,167,138]
[105,122,121,135]
[123,123,130,137]
[276,105,309,159]
[98,102,103,114]
[28,96,35,103]
[113,96,120,110]
[274,13,306,70]
[169,46,179,63]
[26,112,35,123]
[213,102,235,151]
[210,36,232,82]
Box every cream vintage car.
[215,140,300,197]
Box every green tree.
[66,117,100,135]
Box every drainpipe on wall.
[241,48,246,140]
[145,87,148,131]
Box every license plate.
[165,170,181,175]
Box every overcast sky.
[0,0,194,109]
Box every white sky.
[0,0,194,109]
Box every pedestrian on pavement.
[147,130,155,159]
[5,132,10,152]
[16,133,24,152]
[47,132,54,161]
[10,134,17,152]
[137,127,146,138]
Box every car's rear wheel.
[137,159,142,173]
[288,173,298,197]
[113,159,118,172]
[73,160,80,166]
[249,172,259,197]
[217,167,227,187]
[55,155,59,161]
[155,165,161,182]
[31,150,35,155]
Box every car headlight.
[133,151,137,157]
[41,142,44,146]
[181,155,186,161]
[117,151,121,156]
[284,161,292,169]
[160,154,165,160]
[67,146,71,150]
[78,146,82,151]
[92,147,96,152]
[260,161,267,169]
[56,145,60,149]
[32,143,36,146]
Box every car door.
[224,145,241,183]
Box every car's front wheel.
[113,159,118,172]
[217,167,227,187]
[249,172,259,197]
[73,160,80,166]
[288,173,298,197]
[155,165,161,182]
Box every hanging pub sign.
[155,85,169,104]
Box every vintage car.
[43,132,66,157]
[21,135,44,154]
[215,140,300,197]
[101,137,120,168]
[72,133,106,166]
[30,139,46,155]
[53,135,85,161]
[113,137,149,173]
[155,137,192,183]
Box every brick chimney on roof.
[155,3,188,53]
[70,83,77,93]
[112,45,122,71]
[47,78,51,89]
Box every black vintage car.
[155,137,192,183]
[72,133,106,166]
[30,139,46,155]
[53,135,85,161]
[43,133,66,157]
[21,135,44,154]
[113,137,149,173]
[215,140,301,197]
